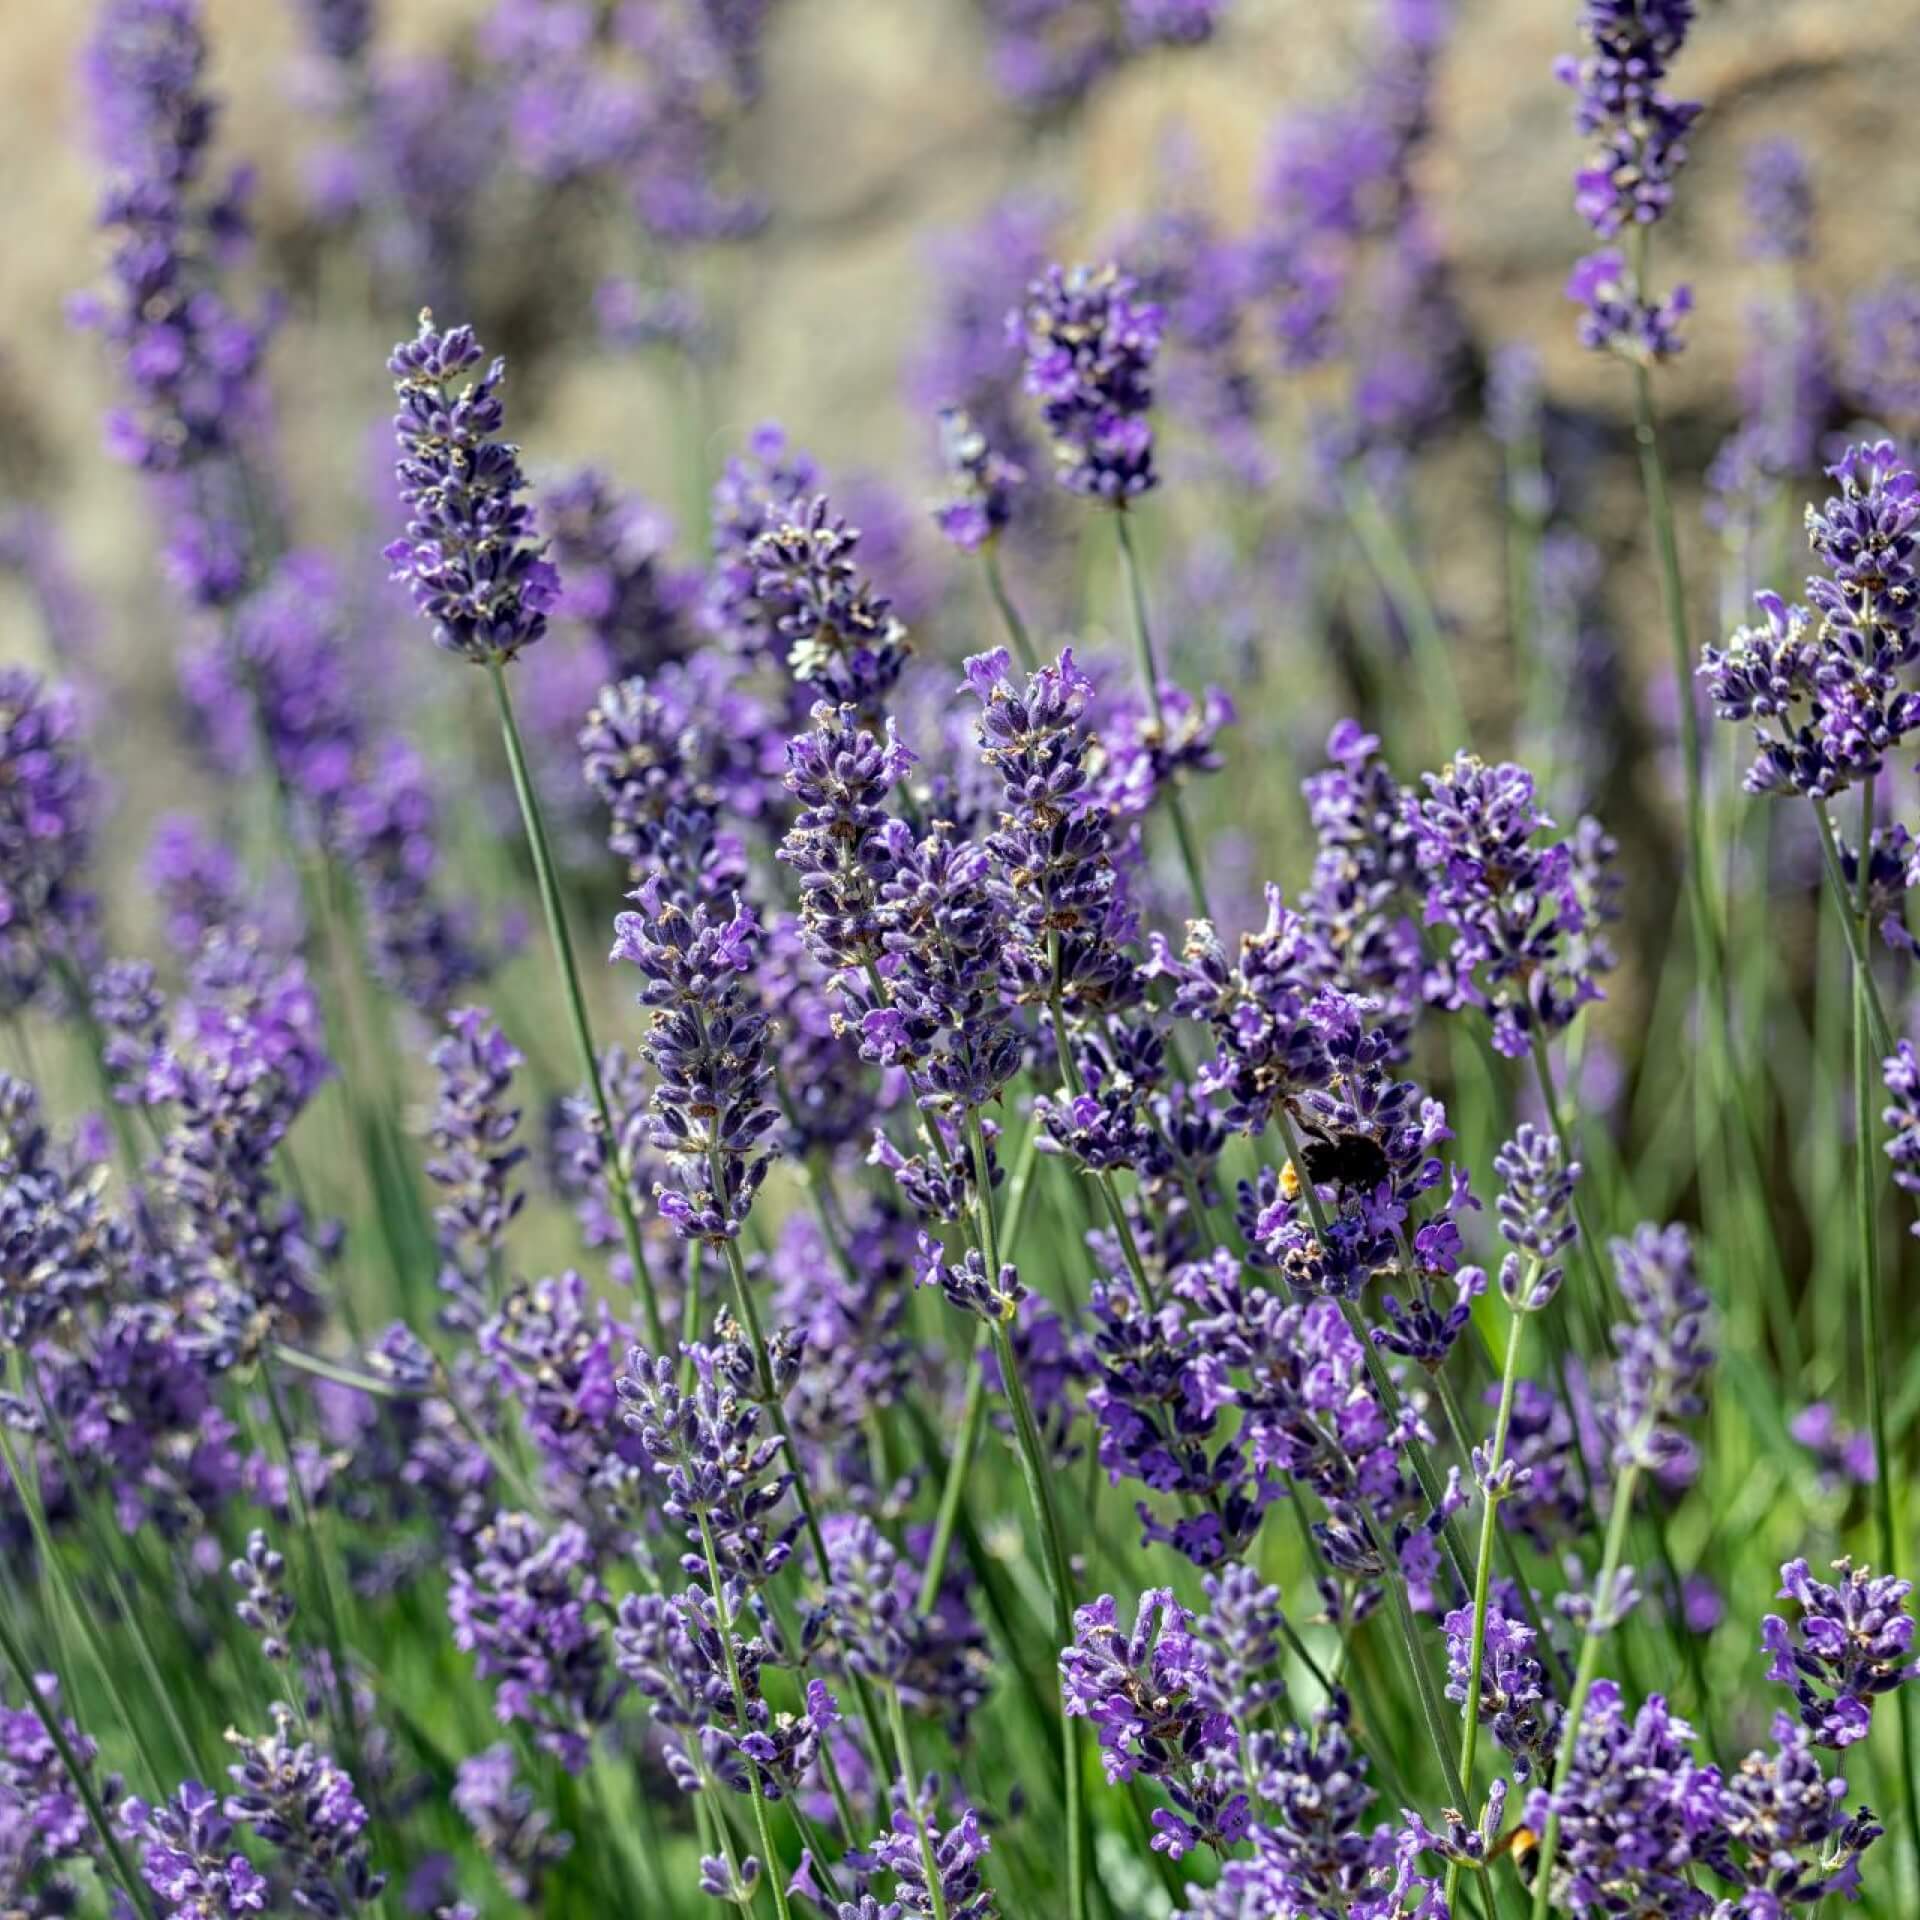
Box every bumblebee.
[1488,1823,1540,1887]
[1295,1123,1391,1194]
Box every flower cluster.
[1558,0,1698,358]
[1701,443,1920,797]
[610,879,779,1244]
[1014,264,1163,503]
[387,313,559,664]
[0,672,101,1014]
[1763,1557,1919,1749]
[1406,753,1619,1058]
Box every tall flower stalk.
[386,311,667,1353]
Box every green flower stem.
[983,542,1041,673]
[1114,508,1211,922]
[0,1583,156,1920]
[918,1333,991,1616]
[694,1510,786,1920]
[1525,1033,1614,1355]
[1339,471,1473,759]
[1528,1462,1643,1920]
[486,655,667,1354]
[1841,783,1920,1866]
[1428,1359,1565,1693]
[260,1363,364,1781]
[25,1369,199,1776]
[0,1382,173,1793]
[965,1106,1088,1920]
[886,1684,951,1920]
[709,1193,890,1767]
[1444,1291,1530,1916]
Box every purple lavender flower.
[745,496,912,724]
[1703,444,1920,796]
[452,1744,572,1903]
[0,672,101,1014]
[1406,753,1619,1058]
[868,1783,996,1920]
[1708,1715,1883,1907]
[1442,1604,1559,1779]
[386,313,559,665]
[1763,1558,1919,1749]
[142,930,336,1335]
[619,1339,799,1590]
[1565,248,1692,363]
[776,702,911,977]
[0,1074,126,1351]
[1789,1402,1878,1490]
[3,1674,116,1913]
[1744,137,1814,263]
[1885,1038,1920,1233]
[1522,1682,1718,1916]
[426,1006,527,1316]
[702,423,819,654]
[1200,1692,1379,1909]
[77,0,268,481]
[1295,722,1423,1054]
[932,407,1025,553]
[814,1515,988,1734]
[1605,1221,1711,1480]
[965,646,1139,1020]
[578,658,768,883]
[542,468,695,676]
[864,823,1022,1117]
[122,1778,271,1918]
[447,1512,623,1772]
[911,196,1056,507]
[1060,1591,1229,1790]
[229,1528,296,1664]
[221,1704,386,1913]
[1849,276,1920,427]
[609,879,779,1245]
[1492,1122,1579,1312]
[480,1272,640,1509]
[978,0,1222,110]
[1013,264,1163,503]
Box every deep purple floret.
[1762,1557,1919,1749]
[610,877,779,1245]
[386,312,559,664]
[1013,263,1163,503]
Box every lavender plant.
[5,3,1920,1918]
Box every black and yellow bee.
[1488,1823,1540,1887]
[1294,1123,1391,1194]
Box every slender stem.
[694,1512,783,1920]
[965,1107,1087,1920]
[1529,1464,1643,1920]
[25,1369,199,1776]
[1114,508,1210,921]
[1811,798,1895,1056]
[918,1336,990,1614]
[1526,1034,1614,1353]
[1843,785,1920,1865]
[0,1589,156,1919]
[486,656,666,1353]
[1445,1296,1530,1914]
[0,1397,174,1793]
[885,1686,951,1920]
[983,542,1040,673]
[1339,472,1473,757]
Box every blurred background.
[4,0,1916,1224]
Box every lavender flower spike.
[1763,1558,1919,1749]
[387,311,559,664]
